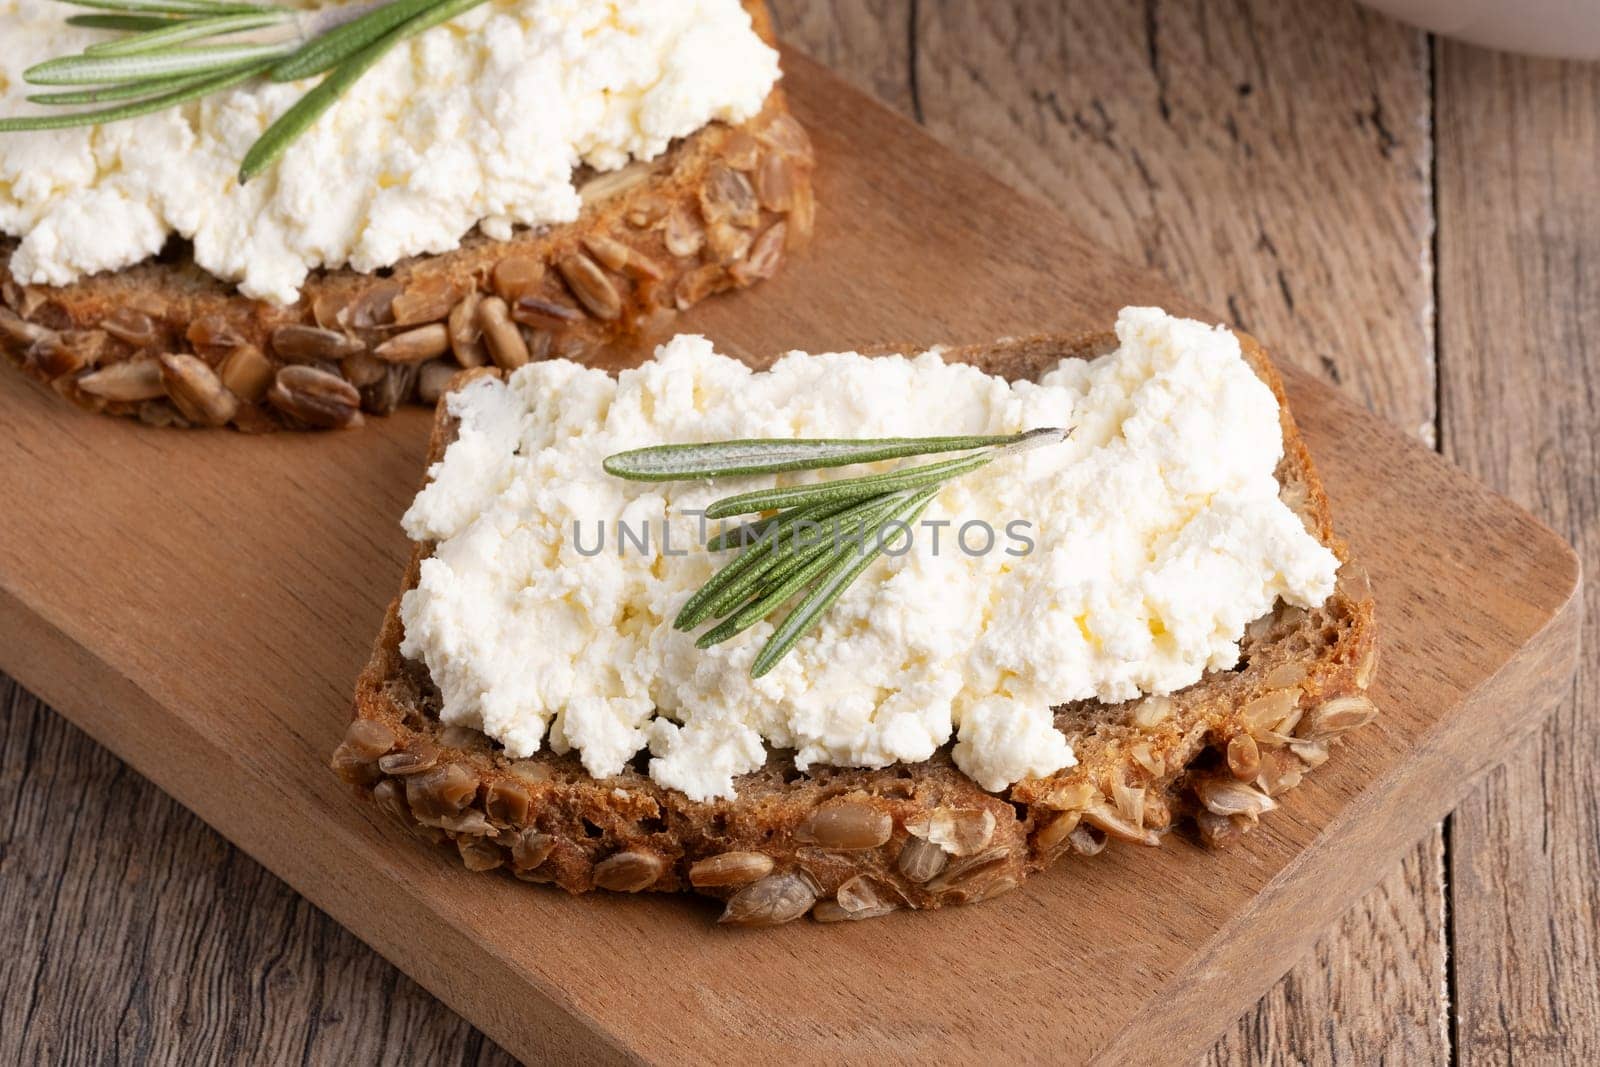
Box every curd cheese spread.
[398,307,1341,800]
[0,0,780,303]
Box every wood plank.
[1435,42,1600,1063]
[0,677,512,1066]
[909,0,1437,437]
[772,2,1449,1060]
[0,54,1578,1065]
[768,0,915,118]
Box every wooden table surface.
[2,1,1595,1063]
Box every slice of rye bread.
[0,0,809,433]
[334,328,1379,926]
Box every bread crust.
[334,330,1379,925]
[0,0,810,432]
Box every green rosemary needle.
[1,0,489,183]
[603,428,1058,482]
[603,427,1072,676]
[748,486,940,678]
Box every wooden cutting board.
[0,52,1581,1065]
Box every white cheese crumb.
[398,308,1341,800]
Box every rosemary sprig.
[0,0,489,182]
[603,428,1056,482]
[604,428,1070,676]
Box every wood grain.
[1435,42,1600,1064]
[0,51,1579,1066]
[0,677,514,1067]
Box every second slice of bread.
[0,0,810,433]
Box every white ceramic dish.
[1360,0,1600,59]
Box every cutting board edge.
[1094,563,1583,1066]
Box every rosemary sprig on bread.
[0,0,489,180]
[605,429,1071,676]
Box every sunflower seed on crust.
[423,809,494,836]
[754,151,795,212]
[663,207,704,257]
[447,293,487,368]
[216,344,274,403]
[720,871,818,926]
[457,837,503,871]
[1297,695,1379,741]
[1111,780,1147,828]
[755,112,814,162]
[484,778,532,824]
[817,876,898,922]
[268,365,362,429]
[341,719,396,760]
[577,161,650,204]
[582,234,663,280]
[371,779,410,823]
[374,324,450,364]
[1356,644,1379,690]
[705,221,751,264]
[698,164,758,227]
[1082,801,1159,846]
[1227,733,1262,781]
[477,296,529,370]
[904,807,996,857]
[689,851,774,888]
[101,307,159,348]
[1290,739,1331,767]
[491,256,545,303]
[1241,690,1300,737]
[1034,810,1081,852]
[378,742,438,776]
[558,253,622,320]
[78,358,164,401]
[1264,661,1309,689]
[30,333,92,379]
[1194,777,1278,818]
[511,296,584,330]
[895,836,947,883]
[785,179,815,247]
[404,762,476,819]
[925,847,1008,894]
[794,799,891,850]
[510,829,554,870]
[1128,741,1164,777]
[270,324,364,364]
[391,277,462,327]
[340,350,387,388]
[1132,695,1174,727]
[593,851,663,892]
[0,307,51,349]
[159,352,236,427]
[1255,748,1305,796]
[1195,809,1239,848]
[343,280,401,329]
[729,222,786,286]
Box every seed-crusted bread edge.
[332,329,1379,926]
[0,0,810,433]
